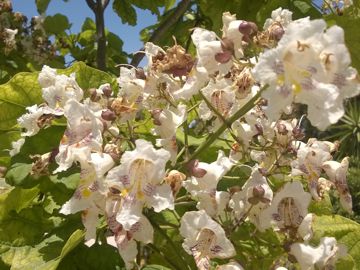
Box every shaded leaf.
[44,14,71,35]
[113,0,137,26]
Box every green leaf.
[81,17,96,31]
[0,186,39,218]
[44,14,71,35]
[36,0,51,14]
[308,193,333,215]
[5,163,33,187]
[113,0,137,26]
[58,243,125,270]
[0,72,43,130]
[313,215,360,269]
[59,229,84,258]
[60,62,118,92]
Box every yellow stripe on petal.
[292,82,302,95]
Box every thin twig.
[130,0,192,67]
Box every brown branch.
[130,0,192,67]
[85,0,96,11]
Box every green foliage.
[113,0,137,26]
[313,215,360,269]
[36,0,51,14]
[324,97,360,160]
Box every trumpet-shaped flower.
[253,17,360,130]
[55,99,103,173]
[39,65,83,109]
[105,139,173,230]
[60,153,114,240]
[106,196,153,269]
[152,104,186,164]
[229,167,273,228]
[180,210,236,270]
[259,181,313,241]
[290,237,347,270]
[322,157,352,213]
[291,138,332,200]
[183,151,233,216]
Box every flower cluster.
[8,7,360,270]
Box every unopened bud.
[187,159,207,178]
[277,123,288,135]
[89,88,100,102]
[135,68,146,80]
[101,110,116,121]
[102,85,112,97]
[215,51,232,63]
[270,25,285,41]
[151,109,163,126]
[292,126,305,140]
[238,21,258,36]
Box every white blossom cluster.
[10,7,360,270]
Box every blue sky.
[12,0,158,54]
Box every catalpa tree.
[1,0,360,269]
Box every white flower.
[41,67,83,109]
[180,210,236,270]
[9,138,25,156]
[54,99,103,173]
[322,157,352,213]
[291,138,332,200]
[259,181,313,240]
[172,68,208,100]
[4,28,18,49]
[153,104,186,164]
[38,65,57,88]
[60,153,114,240]
[290,237,347,270]
[17,105,44,136]
[199,78,237,131]
[183,151,233,216]
[263,8,293,30]
[222,12,244,58]
[229,167,273,228]
[17,105,62,137]
[192,28,232,75]
[105,139,173,230]
[253,17,360,130]
[106,196,153,270]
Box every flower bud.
[253,185,265,198]
[292,126,305,140]
[151,109,163,126]
[102,85,112,97]
[187,159,207,178]
[215,51,232,63]
[135,68,146,80]
[238,21,258,36]
[101,109,116,121]
[89,88,100,102]
[277,123,288,135]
